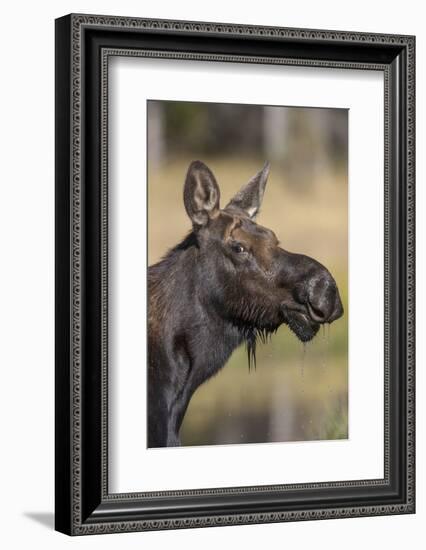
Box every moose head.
[183,160,343,354]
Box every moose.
[148,161,343,447]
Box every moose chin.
[148,160,344,447]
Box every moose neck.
[149,231,244,369]
[147,232,244,447]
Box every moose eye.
[231,242,246,254]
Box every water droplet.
[317,324,326,371]
[300,342,306,378]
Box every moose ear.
[226,162,270,220]
[184,161,221,227]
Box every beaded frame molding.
[55,14,415,535]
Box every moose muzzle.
[279,250,344,326]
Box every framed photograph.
[55,14,415,535]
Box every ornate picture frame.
[55,13,415,535]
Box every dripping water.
[321,324,326,371]
[300,341,306,379]
[326,323,333,394]
[320,323,332,371]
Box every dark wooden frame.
[55,13,415,535]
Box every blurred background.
[147,100,348,446]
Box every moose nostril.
[306,300,328,323]
[306,275,343,324]
[328,294,344,323]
